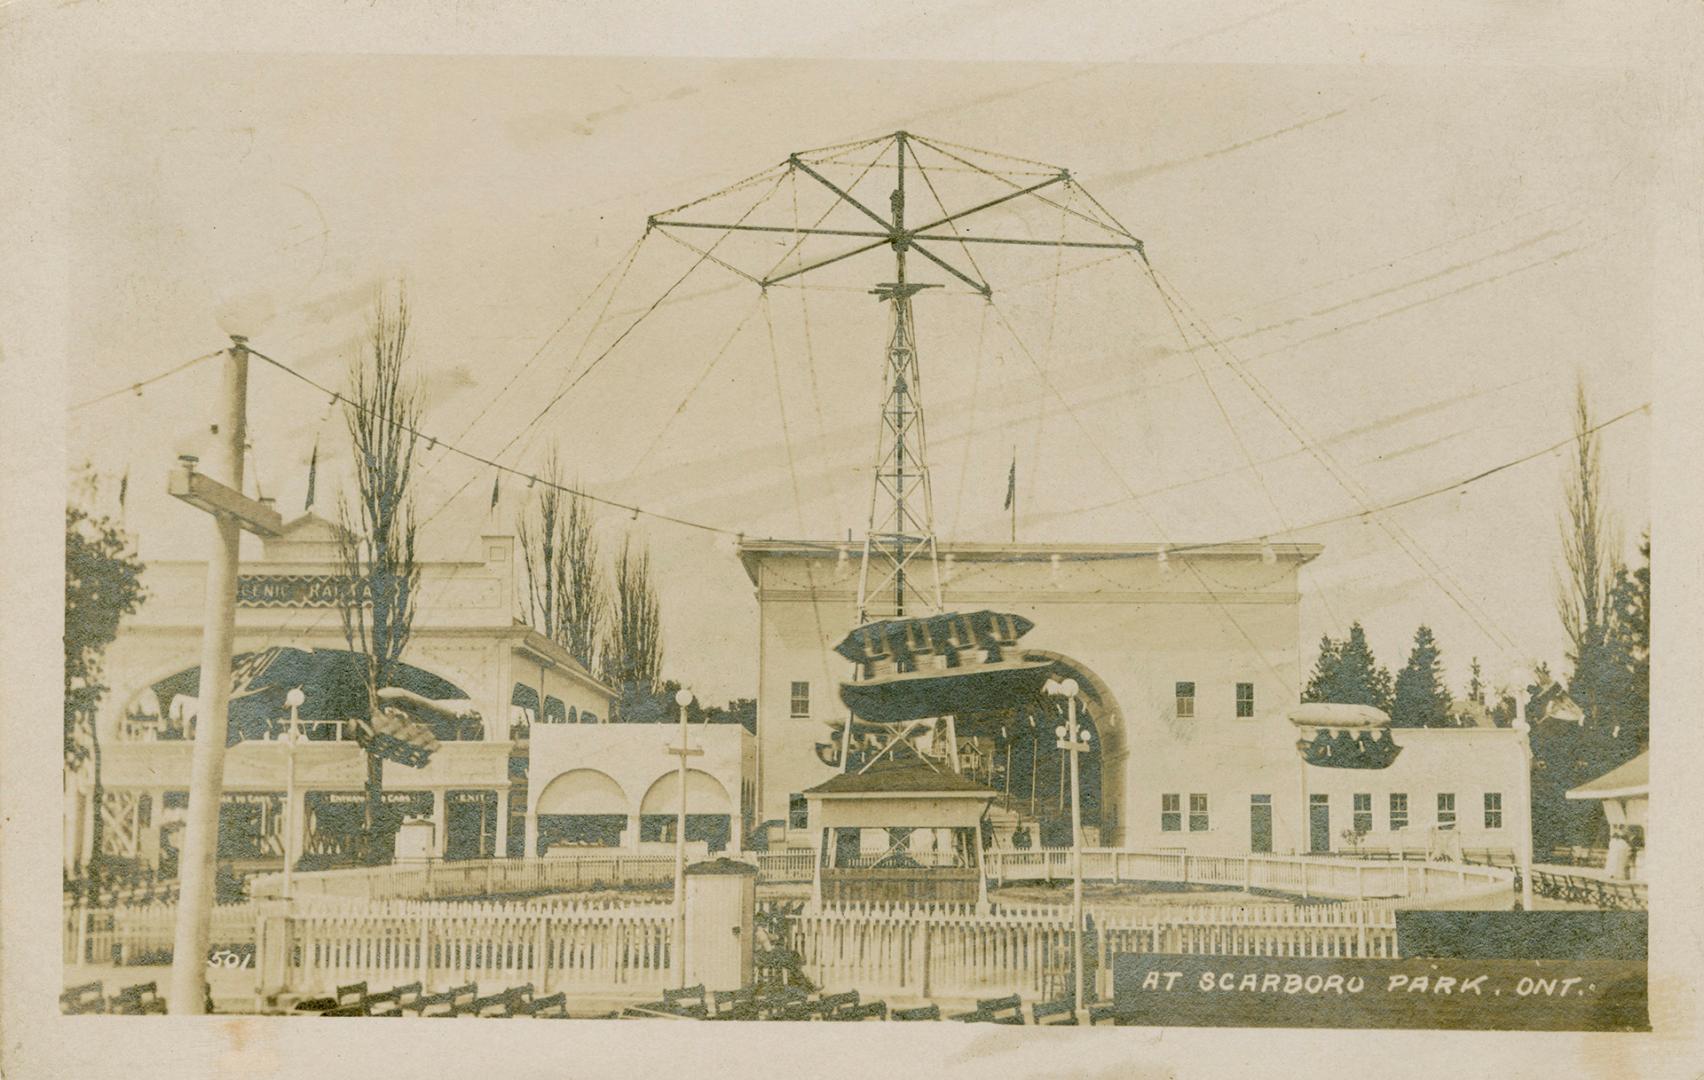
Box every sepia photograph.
[5,2,1701,1077]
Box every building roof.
[804,762,996,797]
[1566,750,1649,801]
[735,538,1323,585]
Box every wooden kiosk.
[804,762,995,909]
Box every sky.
[64,53,1656,704]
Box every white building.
[66,513,748,877]
[738,539,1528,858]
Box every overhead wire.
[69,348,226,412]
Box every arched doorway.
[638,770,734,853]
[534,768,629,852]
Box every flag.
[304,439,318,510]
[1003,456,1016,510]
[490,473,501,512]
[118,467,129,513]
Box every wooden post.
[418,914,430,990]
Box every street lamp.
[1046,676,1091,1018]
[282,687,306,903]
[667,688,701,988]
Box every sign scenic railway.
[1112,955,1650,1032]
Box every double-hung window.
[1188,793,1210,832]
[1235,682,1255,718]
[1160,794,1182,832]
[1437,793,1457,830]
[1352,793,1372,833]
[789,681,811,718]
[1483,792,1503,829]
[1389,793,1409,831]
[1175,682,1196,719]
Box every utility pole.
[166,334,283,1014]
[667,688,702,988]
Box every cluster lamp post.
[1046,676,1092,1019]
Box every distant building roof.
[805,762,995,797]
[1566,751,1649,801]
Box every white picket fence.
[261,898,675,997]
[65,900,258,966]
[249,854,679,902]
[983,848,1512,902]
[787,898,1400,1002]
[754,849,815,883]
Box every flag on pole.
[490,473,501,512]
[304,439,318,510]
[118,467,129,513]
[1003,456,1016,510]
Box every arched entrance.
[950,651,1125,848]
[534,768,629,852]
[638,770,734,852]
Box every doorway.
[1249,794,1273,853]
[1309,793,1331,853]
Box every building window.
[1353,793,1372,834]
[1160,794,1182,832]
[1175,682,1195,719]
[1235,682,1255,718]
[1389,793,1408,831]
[1437,793,1456,830]
[1483,792,1503,829]
[788,793,808,830]
[1188,793,1210,832]
[790,681,811,718]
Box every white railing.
[259,898,674,997]
[983,848,1514,902]
[249,854,679,902]
[755,849,814,883]
[787,897,1402,1002]
[65,899,258,967]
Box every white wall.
[526,722,752,852]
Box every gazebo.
[803,762,995,909]
[1567,750,1648,880]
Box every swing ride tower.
[650,132,1145,777]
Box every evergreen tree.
[1301,622,1393,714]
[1604,533,1650,756]
[1391,625,1453,727]
[1302,633,1341,704]
[1466,656,1485,706]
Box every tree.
[335,284,425,863]
[605,535,663,696]
[518,448,607,671]
[1301,622,1393,715]
[1391,625,1453,728]
[65,486,148,898]
[1465,656,1485,707]
[1556,379,1621,733]
[1604,532,1650,755]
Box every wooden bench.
[1031,998,1078,1026]
[321,1003,367,1017]
[890,1004,941,1021]
[951,994,1024,1025]
[360,981,423,1017]
[335,981,368,1007]
[1088,1001,1120,1026]
[835,1001,888,1021]
[710,988,757,1021]
[61,981,106,1015]
[110,981,166,1016]
[813,990,859,1020]
[406,991,459,1018]
[518,992,569,1018]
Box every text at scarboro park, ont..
[1112,956,1649,1031]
